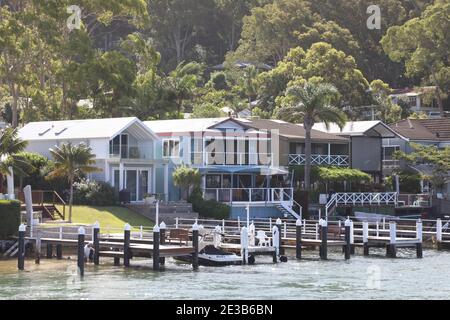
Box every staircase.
[18,190,66,221]
[276,200,302,220]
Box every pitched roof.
[19,117,158,141]
[312,121,397,138]
[389,118,450,141]
[235,119,348,142]
[144,118,229,134]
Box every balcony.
[192,152,273,166]
[202,187,293,204]
[288,154,349,166]
[382,159,400,169]
[109,144,147,160]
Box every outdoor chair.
[256,230,270,247]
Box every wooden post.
[18,224,26,270]
[35,231,41,264]
[77,227,85,277]
[159,221,166,265]
[272,225,279,263]
[192,222,199,270]
[296,219,302,260]
[320,219,328,260]
[363,221,369,256]
[436,218,442,250]
[93,222,100,265]
[46,243,53,259]
[344,218,351,260]
[388,222,397,258]
[276,218,283,255]
[153,225,160,271]
[240,226,249,265]
[123,223,131,268]
[56,244,62,260]
[113,248,120,266]
[416,219,423,258]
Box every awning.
[197,165,289,175]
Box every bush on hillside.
[0,200,21,239]
[188,190,230,219]
[73,180,118,206]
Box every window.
[163,139,180,157]
[383,146,400,160]
[409,96,417,108]
[206,175,221,188]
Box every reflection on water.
[0,248,449,300]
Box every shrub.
[189,190,230,219]
[0,200,20,239]
[73,180,118,206]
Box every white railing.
[288,154,349,166]
[192,152,273,166]
[202,187,293,204]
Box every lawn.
[56,205,154,229]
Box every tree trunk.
[0,174,4,194]
[304,119,313,192]
[11,84,19,128]
[69,176,74,223]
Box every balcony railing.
[192,152,273,166]
[288,154,349,166]
[109,144,147,159]
[202,187,293,204]
[382,159,400,169]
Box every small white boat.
[174,245,242,266]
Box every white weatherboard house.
[18,117,170,202]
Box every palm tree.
[278,82,347,191]
[166,61,202,117]
[48,143,99,223]
[0,127,29,193]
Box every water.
[1,248,449,300]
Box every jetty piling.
[56,244,62,260]
[241,226,249,265]
[436,219,442,250]
[344,218,351,260]
[416,220,423,258]
[152,225,160,271]
[93,222,100,265]
[35,231,41,264]
[46,243,53,259]
[192,223,199,270]
[320,219,328,260]
[388,222,397,258]
[77,227,85,276]
[123,223,131,268]
[363,221,369,256]
[296,219,302,260]
[272,225,279,263]
[18,224,26,270]
[276,218,283,256]
[159,221,166,266]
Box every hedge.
[0,200,21,239]
[189,191,230,219]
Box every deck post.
[56,244,62,260]
[241,226,249,265]
[416,220,423,259]
[159,221,166,265]
[272,226,279,263]
[276,218,283,255]
[93,222,100,265]
[192,223,199,270]
[249,222,255,246]
[175,217,179,229]
[113,248,121,266]
[320,219,328,260]
[363,221,369,256]
[35,230,41,264]
[388,222,397,258]
[18,224,26,270]
[46,243,53,259]
[123,223,131,267]
[436,219,442,250]
[296,219,302,260]
[77,227,85,277]
[344,218,351,260]
[222,219,225,233]
[153,225,160,271]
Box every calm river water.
[0,248,449,300]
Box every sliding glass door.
[113,168,150,202]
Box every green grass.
[56,205,154,229]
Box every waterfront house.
[389,86,443,117]
[145,117,349,218]
[18,117,170,202]
[311,121,399,182]
[386,118,450,196]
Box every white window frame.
[162,138,180,158]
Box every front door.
[113,168,150,202]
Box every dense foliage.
[73,180,118,206]
[0,200,20,239]
[172,165,201,199]
[189,189,230,219]
[0,0,446,127]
